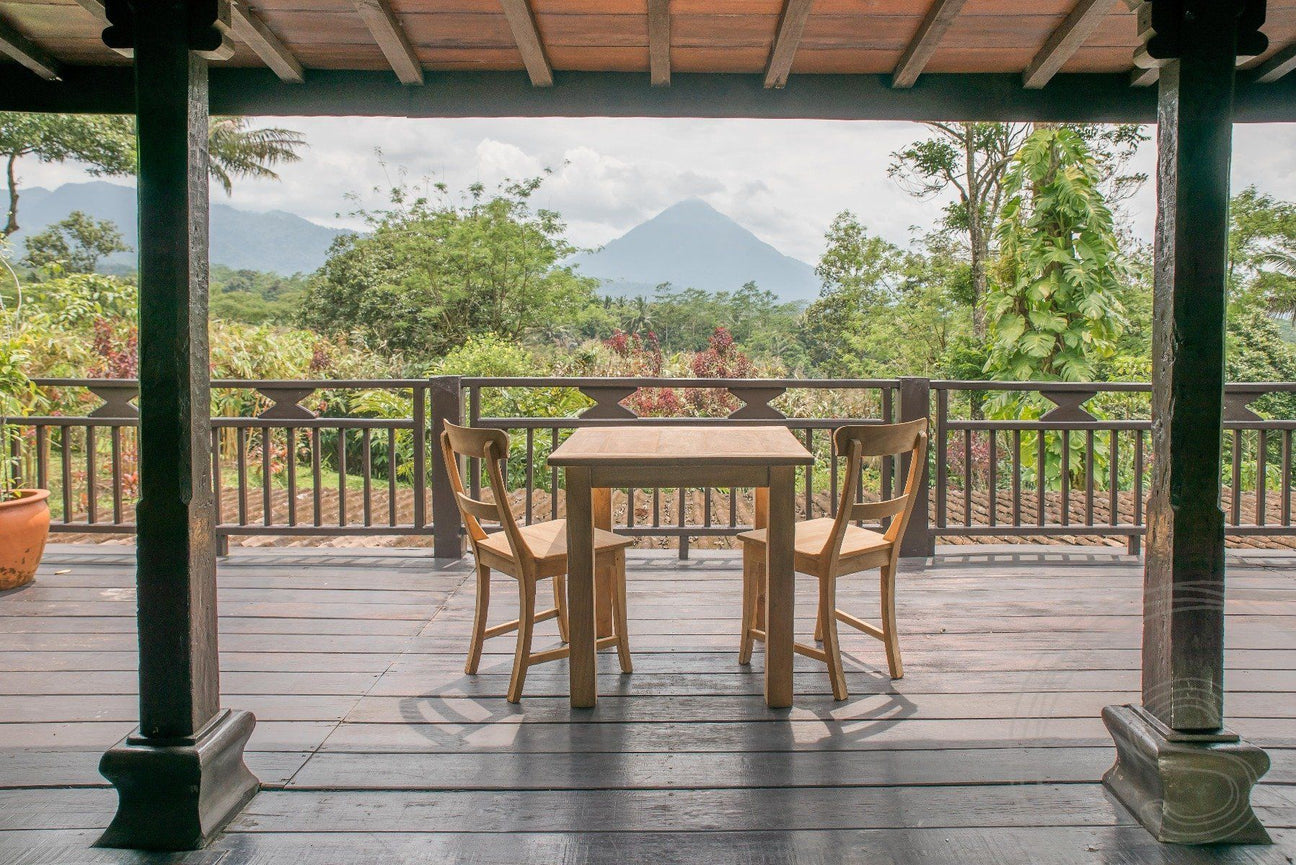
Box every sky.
[17,118,1296,266]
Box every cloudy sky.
[19,118,1296,265]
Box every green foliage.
[302,176,597,362]
[207,118,306,196]
[985,127,1128,384]
[22,212,130,274]
[0,113,135,236]
[210,265,308,324]
[24,272,136,328]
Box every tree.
[302,176,598,361]
[207,117,306,195]
[984,127,1129,383]
[1227,187,1296,323]
[889,123,1031,338]
[1,113,306,237]
[0,113,135,236]
[22,211,130,273]
[889,122,1148,339]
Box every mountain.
[569,199,820,302]
[10,181,349,275]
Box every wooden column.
[97,0,258,850]
[1102,0,1270,845]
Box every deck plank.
[0,545,1291,863]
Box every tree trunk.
[4,154,19,237]
[964,131,987,340]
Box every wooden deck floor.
[0,544,1293,864]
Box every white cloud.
[11,116,1296,267]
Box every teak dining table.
[548,425,816,708]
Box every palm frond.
[206,117,307,195]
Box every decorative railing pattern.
[8,376,1296,557]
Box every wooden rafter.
[1255,43,1296,84]
[648,0,670,87]
[71,0,109,24]
[1130,66,1159,87]
[763,0,814,89]
[499,0,553,87]
[353,0,423,85]
[891,0,969,89]
[0,14,60,80]
[226,1,303,83]
[1023,0,1117,89]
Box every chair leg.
[738,543,762,665]
[553,573,569,643]
[880,563,903,679]
[507,578,537,703]
[819,574,848,701]
[465,562,491,675]
[611,548,633,674]
[813,608,824,643]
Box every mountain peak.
[571,198,818,302]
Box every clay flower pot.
[0,489,50,590]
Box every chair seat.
[478,518,633,565]
[738,518,891,572]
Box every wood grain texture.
[550,425,815,467]
[5,545,1295,860]
[1023,0,1119,89]
[0,12,60,79]
[647,0,669,85]
[351,0,423,84]
[499,0,553,85]
[763,0,814,88]
[229,0,304,83]
[891,0,968,88]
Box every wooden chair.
[737,419,928,700]
[440,421,633,702]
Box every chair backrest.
[439,421,528,558]
[826,419,929,562]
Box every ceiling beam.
[891,0,968,89]
[1130,66,1159,87]
[1023,0,1117,89]
[71,0,109,24]
[13,67,1296,124]
[226,1,303,83]
[1255,43,1296,84]
[0,14,60,80]
[648,0,670,87]
[499,0,553,87]
[353,0,423,85]
[763,0,814,89]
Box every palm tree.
[1260,249,1296,324]
[207,117,306,196]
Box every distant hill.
[10,181,349,275]
[569,199,820,302]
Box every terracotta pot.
[0,489,50,590]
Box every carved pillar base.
[97,709,259,851]
[1102,704,1270,845]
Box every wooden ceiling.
[1,0,1294,91]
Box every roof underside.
[1,0,1294,119]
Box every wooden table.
[549,425,815,708]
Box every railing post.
[428,376,464,559]
[898,377,933,558]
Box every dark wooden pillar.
[96,0,258,850]
[1102,0,1270,845]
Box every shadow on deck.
[0,544,1293,863]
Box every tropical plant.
[985,127,1129,384]
[206,117,307,196]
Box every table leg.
[565,467,597,708]
[764,467,795,708]
[753,486,768,631]
[593,487,615,639]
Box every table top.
[548,425,815,468]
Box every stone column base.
[97,709,260,850]
[1102,704,1270,845]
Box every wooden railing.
[9,376,1296,557]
